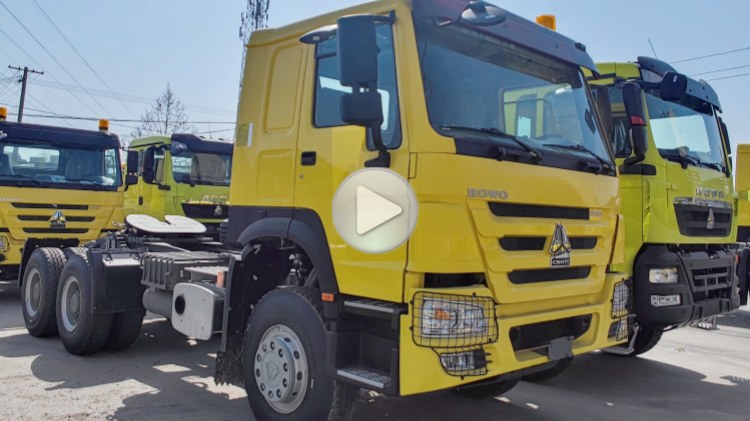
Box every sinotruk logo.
[49,211,66,229]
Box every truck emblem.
[550,224,571,267]
[214,205,223,217]
[49,211,66,229]
[707,208,715,230]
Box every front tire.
[522,358,573,382]
[242,287,357,421]
[21,248,66,337]
[56,255,112,355]
[453,377,520,399]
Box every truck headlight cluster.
[412,292,497,348]
[0,235,7,252]
[649,268,678,284]
[612,280,631,318]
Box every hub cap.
[24,268,42,318]
[254,324,308,414]
[60,275,81,332]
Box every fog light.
[649,268,678,284]
[608,318,628,340]
[650,294,681,307]
[612,280,630,318]
[439,349,488,377]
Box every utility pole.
[239,0,269,89]
[8,65,44,123]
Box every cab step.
[336,366,392,391]
[342,297,406,329]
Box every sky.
[1,0,749,152]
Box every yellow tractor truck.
[592,57,740,356]
[124,134,232,238]
[734,144,750,305]
[0,109,127,337]
[22,2,633,419]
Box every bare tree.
[131,84,195,139]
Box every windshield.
[645,92,726,170]
[172,151,231,186]
[0,140,121,191]
[415,21,612,173]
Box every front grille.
[500,236,597,251]
[489,203,589,220]
[674,204,732,237]
[23,228,88,234]
[17,215,95,222]
[181,203,229,219]
[11,203,88,210]
[690,266,732,302]
[508,267,591,284]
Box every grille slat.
[17,215,95,222]
[489,203,589,220]
[500,236,597,251]
[23,228,88,234]
[181,203,229,219]
[508,267,591,284]
[11,203,88,210]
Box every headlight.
[0,235,7,252]
[422,299,487,337]
[649,268,678,284]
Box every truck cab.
[221,0,629,410]
[593,57,739,355]
[125,134,232,237]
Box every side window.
[103,148,120,184]
[313,24,402,149]
[154,149,165,183]
[609,87,631,158]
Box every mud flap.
[739,249,749,306]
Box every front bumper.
[634,245,739,329]
[398,272,628,396]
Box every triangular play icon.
[356,186,403,235]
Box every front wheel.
[522,358,573,382]
[242,287,357,421]
[453,377,520,399]
[21,248,66,337]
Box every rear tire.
[242,287,358,421]
[21,248,66,337]
[523,358,573,382]
[56,255,112,356]
[103,311,145,352]
[453,377,520,399]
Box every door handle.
[301,151,317,166]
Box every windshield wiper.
[0,174,46,187]
[543,143,613,174]
[660,152,701,170]
[440,125,544,161]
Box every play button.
[332,168,418,254]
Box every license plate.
[651,295,681,307]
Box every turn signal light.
[536,15,556,31]
[0,107,6,121]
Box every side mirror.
[660,71,688,102]
[126,150,139,175]
[170,141,188,156]
[125,174,138,186]
[719,118,731,156]
[337,14,389,167]
[460,1,508,27]
[142,148,155,184]
[591,85,613,139]
[622,82,648,163]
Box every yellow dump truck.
[22,1,632,420]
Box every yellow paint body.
[233,0,626,395]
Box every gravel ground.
[1,280,749,421]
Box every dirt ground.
[1,280,749,421]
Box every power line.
[0,23,104,117]
[673,46,750,64]
[704,72,750,82]
[6,111,235,124]
[0,0,113,116]
[691,64,750,77]
[30,0,136,118]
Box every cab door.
[293,21,410,302]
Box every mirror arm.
[363,82,391,168]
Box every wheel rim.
[254,324,309,414]
[24,268,42,318]
[60,275,81,332]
